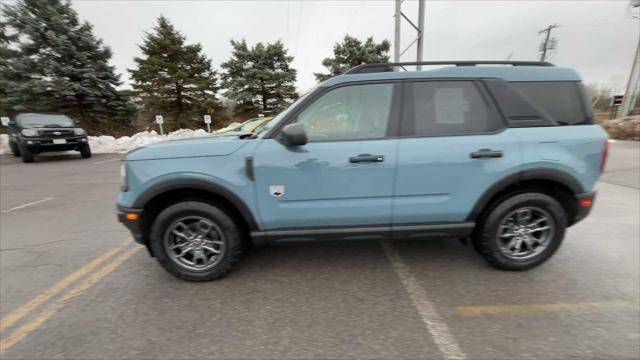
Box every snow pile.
[0,134,9,154]
[0,123,243,155]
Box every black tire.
[9,141,21,157]
[80,144,92,158]
[149,201,245,281]
[472,192,567,271]
[19,143,34,163]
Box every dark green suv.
[4,113,91,163]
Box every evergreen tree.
[129,16,218,131]
[221,39,297,115]
[1,0,135,131]
[314,35,391,82]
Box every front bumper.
[117,204,144,244]
[22,136,88,151]
[572,190,596,225]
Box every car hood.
[123,136,249,161]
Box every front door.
[253,82,399,232]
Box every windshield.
[17,114,75,127]
[255,89,316,138]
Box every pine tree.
[129,16,218,131]
[221,39,298,115]
[1,0,135,132]
[314,35,391,82]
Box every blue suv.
[117,61,608,281]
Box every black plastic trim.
[573,190,596,225]
[251,222,475,244]
[132,178,260,231]
[116,205,144,244]
[245,156,254,181]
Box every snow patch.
[0,124,242,155]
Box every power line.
[538,23,560,62]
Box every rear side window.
[510,82,590,125]
[402,81,503,136]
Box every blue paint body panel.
[118,65,607,239]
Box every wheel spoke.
[196,220,213,236]
[529,226,549,233]
[501,231,517,238]
[202,245,220,254]
[176,247,193,258]
[516,209,532,225]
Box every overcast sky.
[65,0,640,93]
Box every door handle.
[349,154,384,163]
[470,149,503,158]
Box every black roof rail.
[345,61,554,74]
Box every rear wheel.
[149,201,245,281]
[9,141,20,157]
[19,143,34,163]
[473,192,567,270]
[80,144,92,158]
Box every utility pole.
[394,0,401,64]
[538,24,560,62]
[394,0,426,70]
[417,0,425,70]
[621,0,640,117]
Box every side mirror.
[280,123,308,146]
[1,117,10,127]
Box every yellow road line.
[455,301,636,317]
[0,245,141,353]
[0,242,129,333]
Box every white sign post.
[0,117,9,126]
[203,115,212,133]
[155,115,164,135]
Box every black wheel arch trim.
[466,168,585,221]
[132,178,260,231]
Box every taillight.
[600,140,609,174]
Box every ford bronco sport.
[117,61,608,281]
[4,113,91,163]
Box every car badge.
[269,185,285,198]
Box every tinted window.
[510,82,588,125]
[295,83,393,141]
[404,81,502,136]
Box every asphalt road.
[0,141,638,360]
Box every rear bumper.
[572,190,596,225]
[116,205,144,244]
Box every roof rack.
[345,61,554,74]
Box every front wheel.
[149,201,245,281]
[19,143,34,163]
[9,141,21,157]
[80,144,92,158]
[473,192,567,271]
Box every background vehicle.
[117,61,608,281]
[217,116,272,135]
[3,113,91,163]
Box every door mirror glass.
[280,123,308,146]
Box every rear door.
[253,82,401,232]
[392,80,522,227]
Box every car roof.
[320,66,582,87]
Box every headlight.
[21,129,39,137]
[74,128,86,135]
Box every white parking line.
[1,197,55,214]
[380,241,467,360]
[93,158,120,165]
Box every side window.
[510,82,589,125]
[404,81,502,136]
[295,83,394,142]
